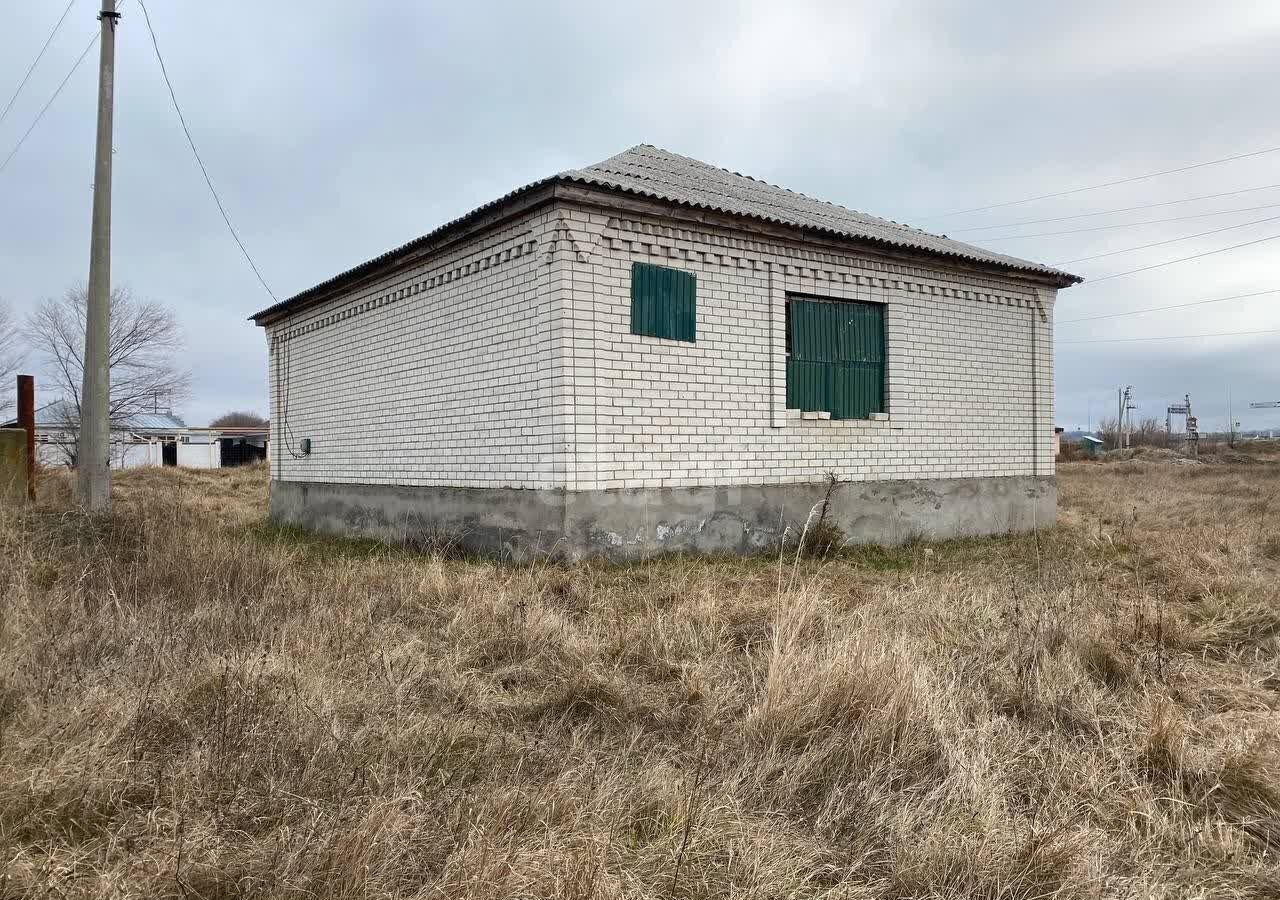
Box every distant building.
[1052,426,1065,457]
[4,399,268,469]
[1080,435,1105,457]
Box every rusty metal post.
[17,374,34,501]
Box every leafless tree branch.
[0,299,25,416]
[23,286,191,463]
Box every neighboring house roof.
[15,399,187,431]
[251,144,1080,324]
[1081,435,1106,445]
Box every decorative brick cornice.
[274,232,538,343]
[544,215,604,263]
[603,216,1049,318]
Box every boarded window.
[786,297,885,419]
[631,263,696,342]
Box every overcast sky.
[2,0,1279,431]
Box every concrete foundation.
[269,475,1055,561]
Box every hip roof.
[252,144,1079,323]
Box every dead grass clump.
[1076,636,1136,689]
[745,632,951,833]
[1178,592,1280,655]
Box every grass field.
[1,455,1278,898]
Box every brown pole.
[17,374,34,501]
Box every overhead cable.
[1080,233,1280,283]
[1058,328,1280,345]
[923,145,1280,220]
[1054,212,1280,265]
[975,202,1280,242]
[1057,289,1280,325]
[0,29,99,178]
[0,0,78,130]
[137,0,277,302]
[947,182,1280,233]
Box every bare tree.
[0,299,24,416]
[210,410,267,429]
[24,286,191,464]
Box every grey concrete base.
[269,475,1055,562]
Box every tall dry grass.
[0,459,1278,898]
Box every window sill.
[785,408,890,424]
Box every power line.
[1054,212,1280,265]
[975,202,1280,242]
[948,183,1280,233]
[1058,289,1280,325]
[0,0,78,130]
[0,29,98,178]
[1059,328,1280,345]
[137,0,277,301]
[1081,233,1280,283]
[922,145,1280,220]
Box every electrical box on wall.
[300,438,312,456]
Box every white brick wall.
[264,199,1057,491]
[557,204,1056,491]
[265,207,566,488]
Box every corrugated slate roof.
[562,146,1078,282]
[252,144,1078,322]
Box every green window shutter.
[786,297,884,419]
[631,263,696,342]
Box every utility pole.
[77,0,119,512]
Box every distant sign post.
[1166,395,1195,454]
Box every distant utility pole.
[1185,394,1198,457]
[78,0,119,512]
[1227,386,1237,448]
[1117,385,1135,449]
[1116,388,1123,448]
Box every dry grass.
[1,458,1278,898]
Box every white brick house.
[252,145,1078,559]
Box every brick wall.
[265,207,566,488]
[264,199,1057,492]
[556,203,1057,491]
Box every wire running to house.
[921,145,1280,220]
[0,28,99,178]
[0,0,78,130]
[1058,328,1280,345]
[973,202,1280,242]
[1058,289,1280,325]
[1075,233,1280,285]
[947,183,1280,233]
[1052,212,1280,265]
[1080,232,1280,284]
[137,0,277,302]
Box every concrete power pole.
[77,0,120,512]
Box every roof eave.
[255,172,1078,326]
[555,180,1081,289]
[250,179,560,326]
